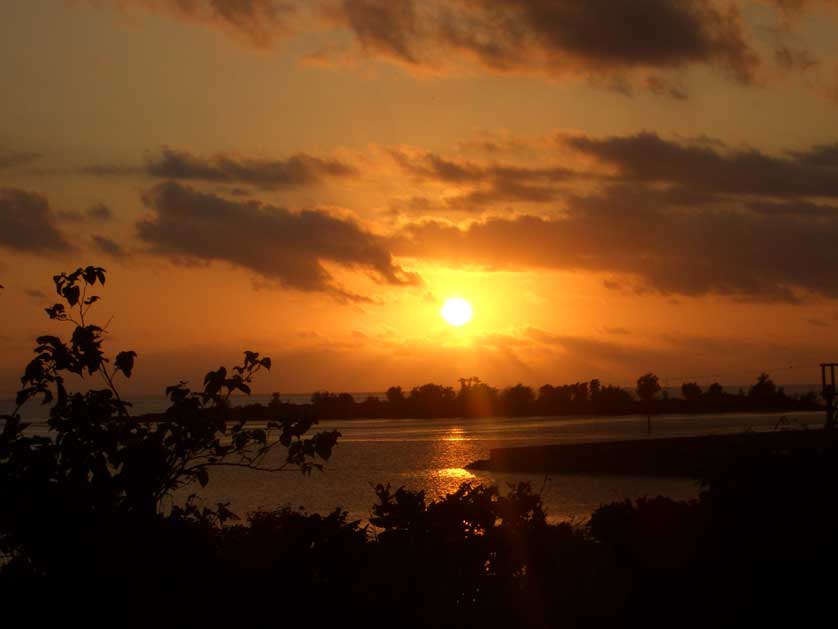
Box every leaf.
[196,469,209,488]
[45,304,66,319]
[115,350,137,378]
[82,266,97,285]
[64,285,81,307]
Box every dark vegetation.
[3,268,838,628]
[208,372,820,422]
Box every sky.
[2,0,838,397]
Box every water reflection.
[183,412,819,524]
[426,426,483,497]
[442,427,466,442]
[435,467,476,481]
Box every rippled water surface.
[166,410,823,522]
[3,396,821,522]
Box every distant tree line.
[223,372,821,421]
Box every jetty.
[466,429,836,477]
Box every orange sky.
[2,0,838,396]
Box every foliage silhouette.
[0,267,340,580]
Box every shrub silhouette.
[0,267,340,624]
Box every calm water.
[170,410,823,523]
[3,396,823,523]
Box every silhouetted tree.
[749,373,777,399]
[500,383,535,417]
[590,378,601,403]
[408,383,456,417]
[458,377,498,417]
[637,373,661,435]
[681,382,702,402]
[386,385,405,405]
[706,382,725,397]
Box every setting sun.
[441,297,473,326]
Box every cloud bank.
[0,188,74,254]
[138,181,418,299]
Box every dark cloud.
[644,75,689,100]
[79,164,139,177]
[24,289,47,299]
[567,132,838,198]
[745,200,838,218]
[0,188,74,254]
[392,182,838,302]
[87,148,358,189]
[138,181,418,299]
[0,150,40,170]
[80,0,297,48]
[390,149,577,209]
[75,1,835,92]
[55,203,116,223]
[603,326,631,336]
[774,45,818,71]
[87,203,114,221]
[789,142,838,167]
[147,147,358,188]
[335,0,759,83]
[808,318,830,327]
[56,210,86,223]
[92,234,129,259]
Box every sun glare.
[441,297,473,326]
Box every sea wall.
[467,429,834,476]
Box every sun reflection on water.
[442,427,466,442]
[436,467,476,480]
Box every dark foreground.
[4,268,838,628]
[5,430,838,628]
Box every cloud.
[745,200,838,217]
[0,150,40,170]
[92,234,129,259]
[137,181,418,299]
[55,203,116,223]
[87,203,114,221]
[566,132,838,198]
[80,1,829,93]
[332,0,759,84]
[79,0,298,49]
[389,149,578,209]
[0,188,74,254]
[84,147,358,189]
[603,326,631,336]
[392,182,838,302]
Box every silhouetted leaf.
[45,304,65,319]
[115,351,137,378]
[64,285,80,306]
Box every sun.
[441,297,473,326]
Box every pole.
[823,364,836,431]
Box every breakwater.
[467,429,835,476]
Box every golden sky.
[2,0,838,396]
